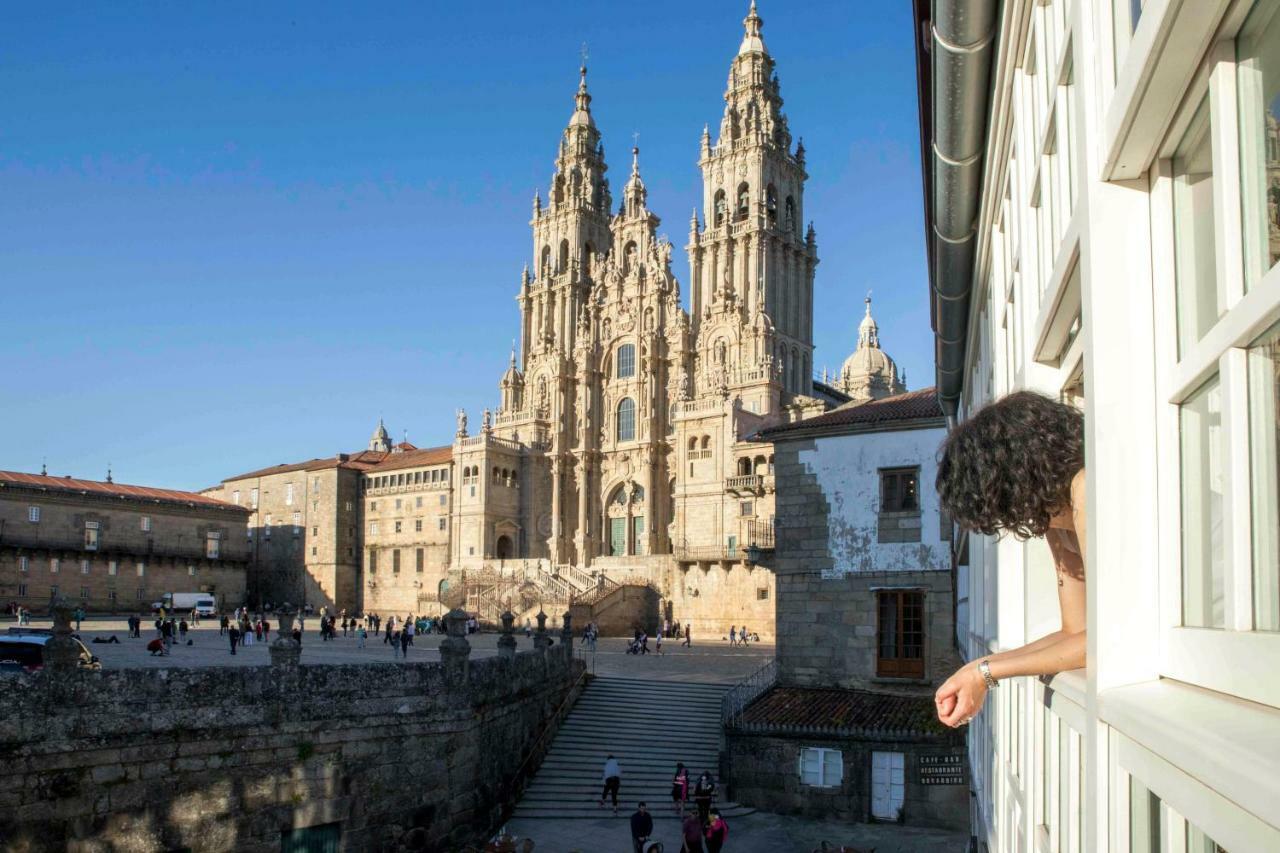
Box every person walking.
[384,619,394,646]
[629,802,653,853]
[693,772,716,825]
[228,624,240,655]
[219,613,229,637]
[261,617,271,644]
[740,625,749,645]
[405,616,415,647]
[728,626,737,647]
[178,618,188,644]
[599,754,621,816]
[74,606,84,632]
[392,628,402,659]
[704,811,728,853]
[680,813,705,853]
[399,627,411,660]
[655,630,664,656]
[357,624,367,648]
[682,624,692,648]
[670,762,689,817]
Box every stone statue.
[456,409,468,438]
[482,408,493,433]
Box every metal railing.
[721,657,777,729]
[673,541,741,561]
[746,519,776,550]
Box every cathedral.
[205,2,911,636]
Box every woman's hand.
[934,662,989,728]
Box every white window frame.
[1151,19,1280,710]
[798,746,843,788]
[108,560,117,576]
[50,558,59,574]
[136,562,146,578]
[140,516,151,532]
[19,556,29,573]
[27,506,40,523]
[206,531,221,559]
[285,482,294,506]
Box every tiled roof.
[738,685,957,741]
[367,445,452,472]
[0,470,248,512]
[756,388,943,440]
[223,450,390,482]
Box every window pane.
[1181,376,1225,628]
[1249,321,1280,630]
[1129,776,1162,853]
[1186,820,1228,853]
[1173,97,1220,356]
[1237,0,1280,289]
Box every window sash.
[876,590,925,678]
[1153,28,1280,709]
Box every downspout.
[929,0,998,416]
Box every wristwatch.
[979,658,998,689]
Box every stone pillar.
[550,457,562,564]
[270,608,302,668]
[43,596,82,673]
[497,610,517,660]
[560,611,573,653]
[439,607,472,682]
[533,609,552,651]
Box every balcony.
[726,474,774,495]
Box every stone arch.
[766,184,778,226]
[714,190,727,228]
[616,397,636,442]
[540,245,551,277]
[736,182,750,220]
[737,457,752,476]
[558,239,570,272]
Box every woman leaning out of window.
[933,391,1086,728]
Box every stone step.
[510,804,755,820]
[552,725,720,742]
[586,678,729,695]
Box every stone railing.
[673,397,724,418]
[364,479,450,496]
[721,657,777,730]
[725,474,764,493]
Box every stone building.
[721,388,967,829]
[203,3,912,636]
[0,469,249,612]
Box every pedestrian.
[219,614,229,637]
[525,618,532,638]
[255,620,264,643]
[629,802,654,853]
[656,630,664,656]
[599,754,621,816]
[161,619,174,653]
[640,631,649,655]
[740,625,749,646]
[405,616,415,646]
[399,627,410,659]
[262,617,271,643]
[671,762,689,816]
[392,629,402,659]
[682,624,692,648]
[178,619,188,644]
[74,606,84,632]
[357,625,367,648]
[228,625,240,655]
[704,811,728,853]
[693,772,716,824]
[191,608,200,627]
[729,626,737,647]
[384,620,394,646]
[680,813,704,853]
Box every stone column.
[439,607,472,682]
[42,596,82,674]
[533,610,552,651]
[270,608,302,668]
[497,610,517,660]
[550,457,562,564]
[560,611,573,654]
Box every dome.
[835,297,907,403]
[501,345,523,386]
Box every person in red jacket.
[680,813,704,853]
[704,811,728,853]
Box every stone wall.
[0,624,585,852]
[724,731,968,829]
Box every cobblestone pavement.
[498,808,968,853]
[29,617,774,681]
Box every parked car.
[0,633,100,673]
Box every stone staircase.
[511,676,755,820]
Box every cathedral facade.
[205,3,913,637]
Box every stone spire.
[369,418,392,453]
[739,0,767,56]
[622,145,647,216]
[568,62,595,129]
[858,295,880,349]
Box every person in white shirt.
[599,754,622,815]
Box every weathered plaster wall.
[795,426,949,577]
[0,641,584,853]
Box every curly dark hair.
[936,391,1084,539]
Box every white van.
[151,592,218,616]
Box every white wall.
[798,425,949,577]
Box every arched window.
[737,458,752,476]
[617,398,636,442]
[714,190,727,227]
[688,437,698,452]
[700,435,710,450]
[540,246,551,277]
[791,347,800,390]
[617,343,636,378]
[768,454,775,474]
[753,455,767,474]
[632,485,645,503]
[492,467,500,484]
[766,185,778,226]
[736,182,750,220]
[785,196,796,234]
[510,470,518,488]
[558,239,570,272]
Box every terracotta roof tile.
[0,470,248,512]
[757,388,943,440]
[222,450,391,482]
[739,685,957,741]
[367,445,452,473]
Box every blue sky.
[1,1,930,491]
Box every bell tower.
[687,1,818,399]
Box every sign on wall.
[918,753,967,785]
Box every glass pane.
[1237,0,1280,290]
[1250,321,1280,630]
[1186,820,1229,853]
[1181,376,1225,628]
[1173,97,1221,356]
[1129,776,1162,853]
[1058,724,1070,853]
